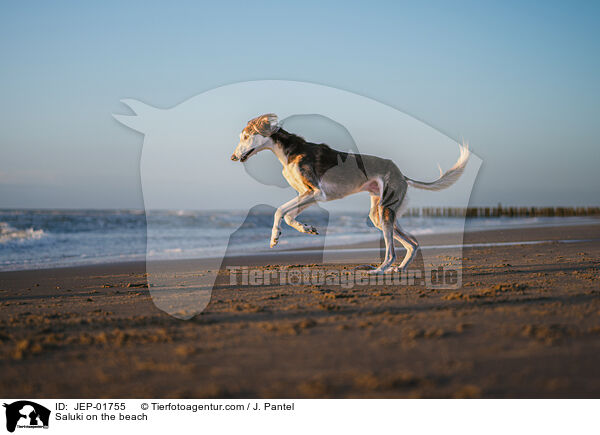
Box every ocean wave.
[0,222,46,243]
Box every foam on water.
[0,210,596,271]
[0,222,46,244]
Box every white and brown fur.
[231,114,470,274]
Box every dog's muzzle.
[231,149,254,162]
[239,149,254,162]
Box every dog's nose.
[231,154,239,161]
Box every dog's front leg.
[283,203,319,235]
[270,192,319,247]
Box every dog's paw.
[270,230,281,248]
[302,224,319,235]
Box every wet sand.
[1,223,600,398]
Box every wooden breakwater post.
[408,205,600,218]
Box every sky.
[0,0,599,209]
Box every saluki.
[231,114,470,274]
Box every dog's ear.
[247,113,279,136]
[263,113,278,132]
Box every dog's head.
[231,113,279,162]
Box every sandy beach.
[1,222,599,398]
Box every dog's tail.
[405,143,470,191]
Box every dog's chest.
[282,162,311,194]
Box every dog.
[231,113,470,274]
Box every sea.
[0,209,596,272]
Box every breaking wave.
[0,222,46,243]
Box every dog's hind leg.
[355,195,382,270]
[368,206,397,274]
[393,223,418,271]
[283,203,319,235]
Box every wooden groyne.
[405,205,600,218]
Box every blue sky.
[1,0,599,208]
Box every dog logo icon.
[3,401,50,433]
